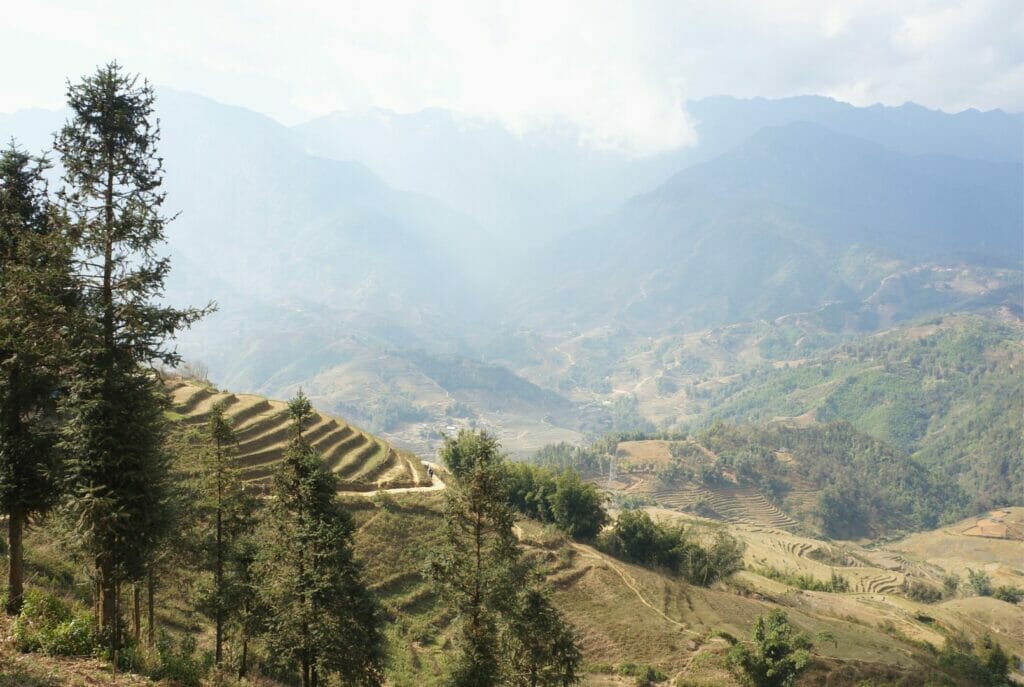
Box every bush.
[754,567,849,593]
[617,663,667,685]
[726,610,812,687]
[902,578,943,603]
[992,586,1024,604]
[942,573,960,597]
[966,568,993,597]
[504,462,608,541]
[599,510,743,585]
[12,589,96,656]
[150,631,210,687]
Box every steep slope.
[166,379,432,491]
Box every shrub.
[726,610,812,687]
[966,568,993,597]
[150,631,210,687]
[902,578,943,603]
[992,586,1024,604]
[941,574,960,597]
[12,589,96,656]
[599,510,743,584]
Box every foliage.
[942,574,960,597]
[429,430,580,687]
[702,317,1024,512]
[725,610,812,687]
[598,510,744,584]
[966,568,993,597]
[187,401,261,667]
[55,62,208,646]
[698,422,965,537]
[902,578,943,604]
[530,442,608,475]
[505,461,608,541]
[0,143,72,614]
[149,631,210,687]
[754,567,850,593]
[616,663,668,686]
[992,586,1023,604]
[12,589,96,656]
[937,634,1015,687]
[260,393,385,687]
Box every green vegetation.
[0,143,72,615]
[428,430,581,686]
[967,568,994,597]
[724,610,812,687]
[992,586,1024,604]
[701,316,1023,511]
[598,510,744,585]
[901,578,943,603]
[698,422,965,536]
[937,634,1016,687]
[505,462,608,540]
[753,567,850,593]
[260,394,384,686]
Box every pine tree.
[192,400,259,667]
[428,430,580,687]
[260,393,384,687]
[0,143,73,614]
[54,63,209,649]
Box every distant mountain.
[686,95,1024,165]
[526,122,1022,333]
[293,96,1022,252]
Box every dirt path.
[568,541,702,637]
[336,460,446,496]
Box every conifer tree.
[193,400,258,667]
[260,393,384,687]
[54,63,209,649]
[0,143,72,614]
[429,430,580,687]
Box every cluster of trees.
[0,63,207,643]
[429,431,582,686]
[0,64,384,686]
[504,462,608,540]
[698,423,965,537]
[598,510,744,585]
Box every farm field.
[167,379,433,492]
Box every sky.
[3,0,1022,154]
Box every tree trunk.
[215,475,223,665]
[147,569,155,648]
[239,634,249,678]
[302,656,311,687]
[98,561,117,642]
[6,508,24,615]
[132,584,141,643]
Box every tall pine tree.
[54,63,209,649]
[260,393,384,687]
[0,143,72,614]
[428,430,581,687]
[192,400,259,668]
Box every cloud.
[1,0,1021,154]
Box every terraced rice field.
[651,482,798,530]
[167,380,431,491]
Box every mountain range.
[1,91,1020,454]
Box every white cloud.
[1,0,1021,153]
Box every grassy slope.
[348,491,1024,686]
[4,496,1021,686]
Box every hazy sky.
[3,0,1022,153]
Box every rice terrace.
[1,4,1022,686]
